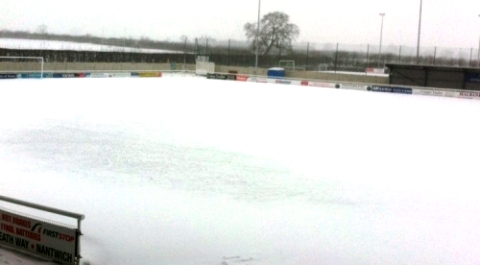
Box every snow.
[0,38,181,53]
[1,77,480,265]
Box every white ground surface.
[1,78,480,265]
[0,38,180,53]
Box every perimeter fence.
[1,37,479,72]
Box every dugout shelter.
[386,63,480,91]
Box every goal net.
[279,60,295,71]
[195,55,215,75]
[0,56,44,79]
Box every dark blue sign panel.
[0,73,18,79]
[131,72,139,77]
[369,86,413,94]
[466,73,480,83]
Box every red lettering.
[1,214,12,223]
[12,217,31,228]
[15,228,41,241]
[1,223,14,233]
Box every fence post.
[305,42,309,71]
[334,43,339,73]
[469,47,473,67]
[183,38,187,71]
[366,44,370,68]
[227,39,231,66]
[398,46,402,63]
[194,38,198,58]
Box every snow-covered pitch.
[1,77,480,265]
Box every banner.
[206,73,236,80]
[365,68,385,74]
[236,75,249,82]
[138,72,162,78]
[161,73,196,78]
[412,89,446,97]
[112,73,131,78]
[74,73,86,78]
[339,83,368,91]
[20,73,42,79]
[53,73,76,78]
[445,91,460,98]
[273,79,292,85]
[457,91,480,99]
[369,86,413,94]
[0,73,18,79]
[86,73,108,78]
[307,81,337,88]
[249,77,267,83]
[0,208,78,265]
[270,79,302,86]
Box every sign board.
[20,73,42,79]
[307,81,337,88]
[161,72,196,78]
[457,91,480,99]
[339,83,368,91]
[412,89,446,97]
[0,208,78,265]
[0,73,18,79]
[112,73,131,78]
[138,72,162,78]
[236,75,249,82]
[74,73,87,78]
[86,73,108,78]
[206,73,236,80]
[53,73,76,78]
[369,86,413,94]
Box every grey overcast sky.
[1,0,480,48]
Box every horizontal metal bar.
[0,195,85,221]
[0,56,44,60]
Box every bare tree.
[244,11,299,55]
[36,24,48,35]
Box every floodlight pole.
[378,13,385,68]
[254,0,261,76]
[416,0,423,62]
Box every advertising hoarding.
[369,86,413,94]
[0,208,78,265]
[138,72,162,78]
[0,73,18,79]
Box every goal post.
[279,60,295,71]
[195,55,215,75]
[0,56,44,78]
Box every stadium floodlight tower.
[416,0,423,62]
[378,13,385,67]
[0,56,44,78]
